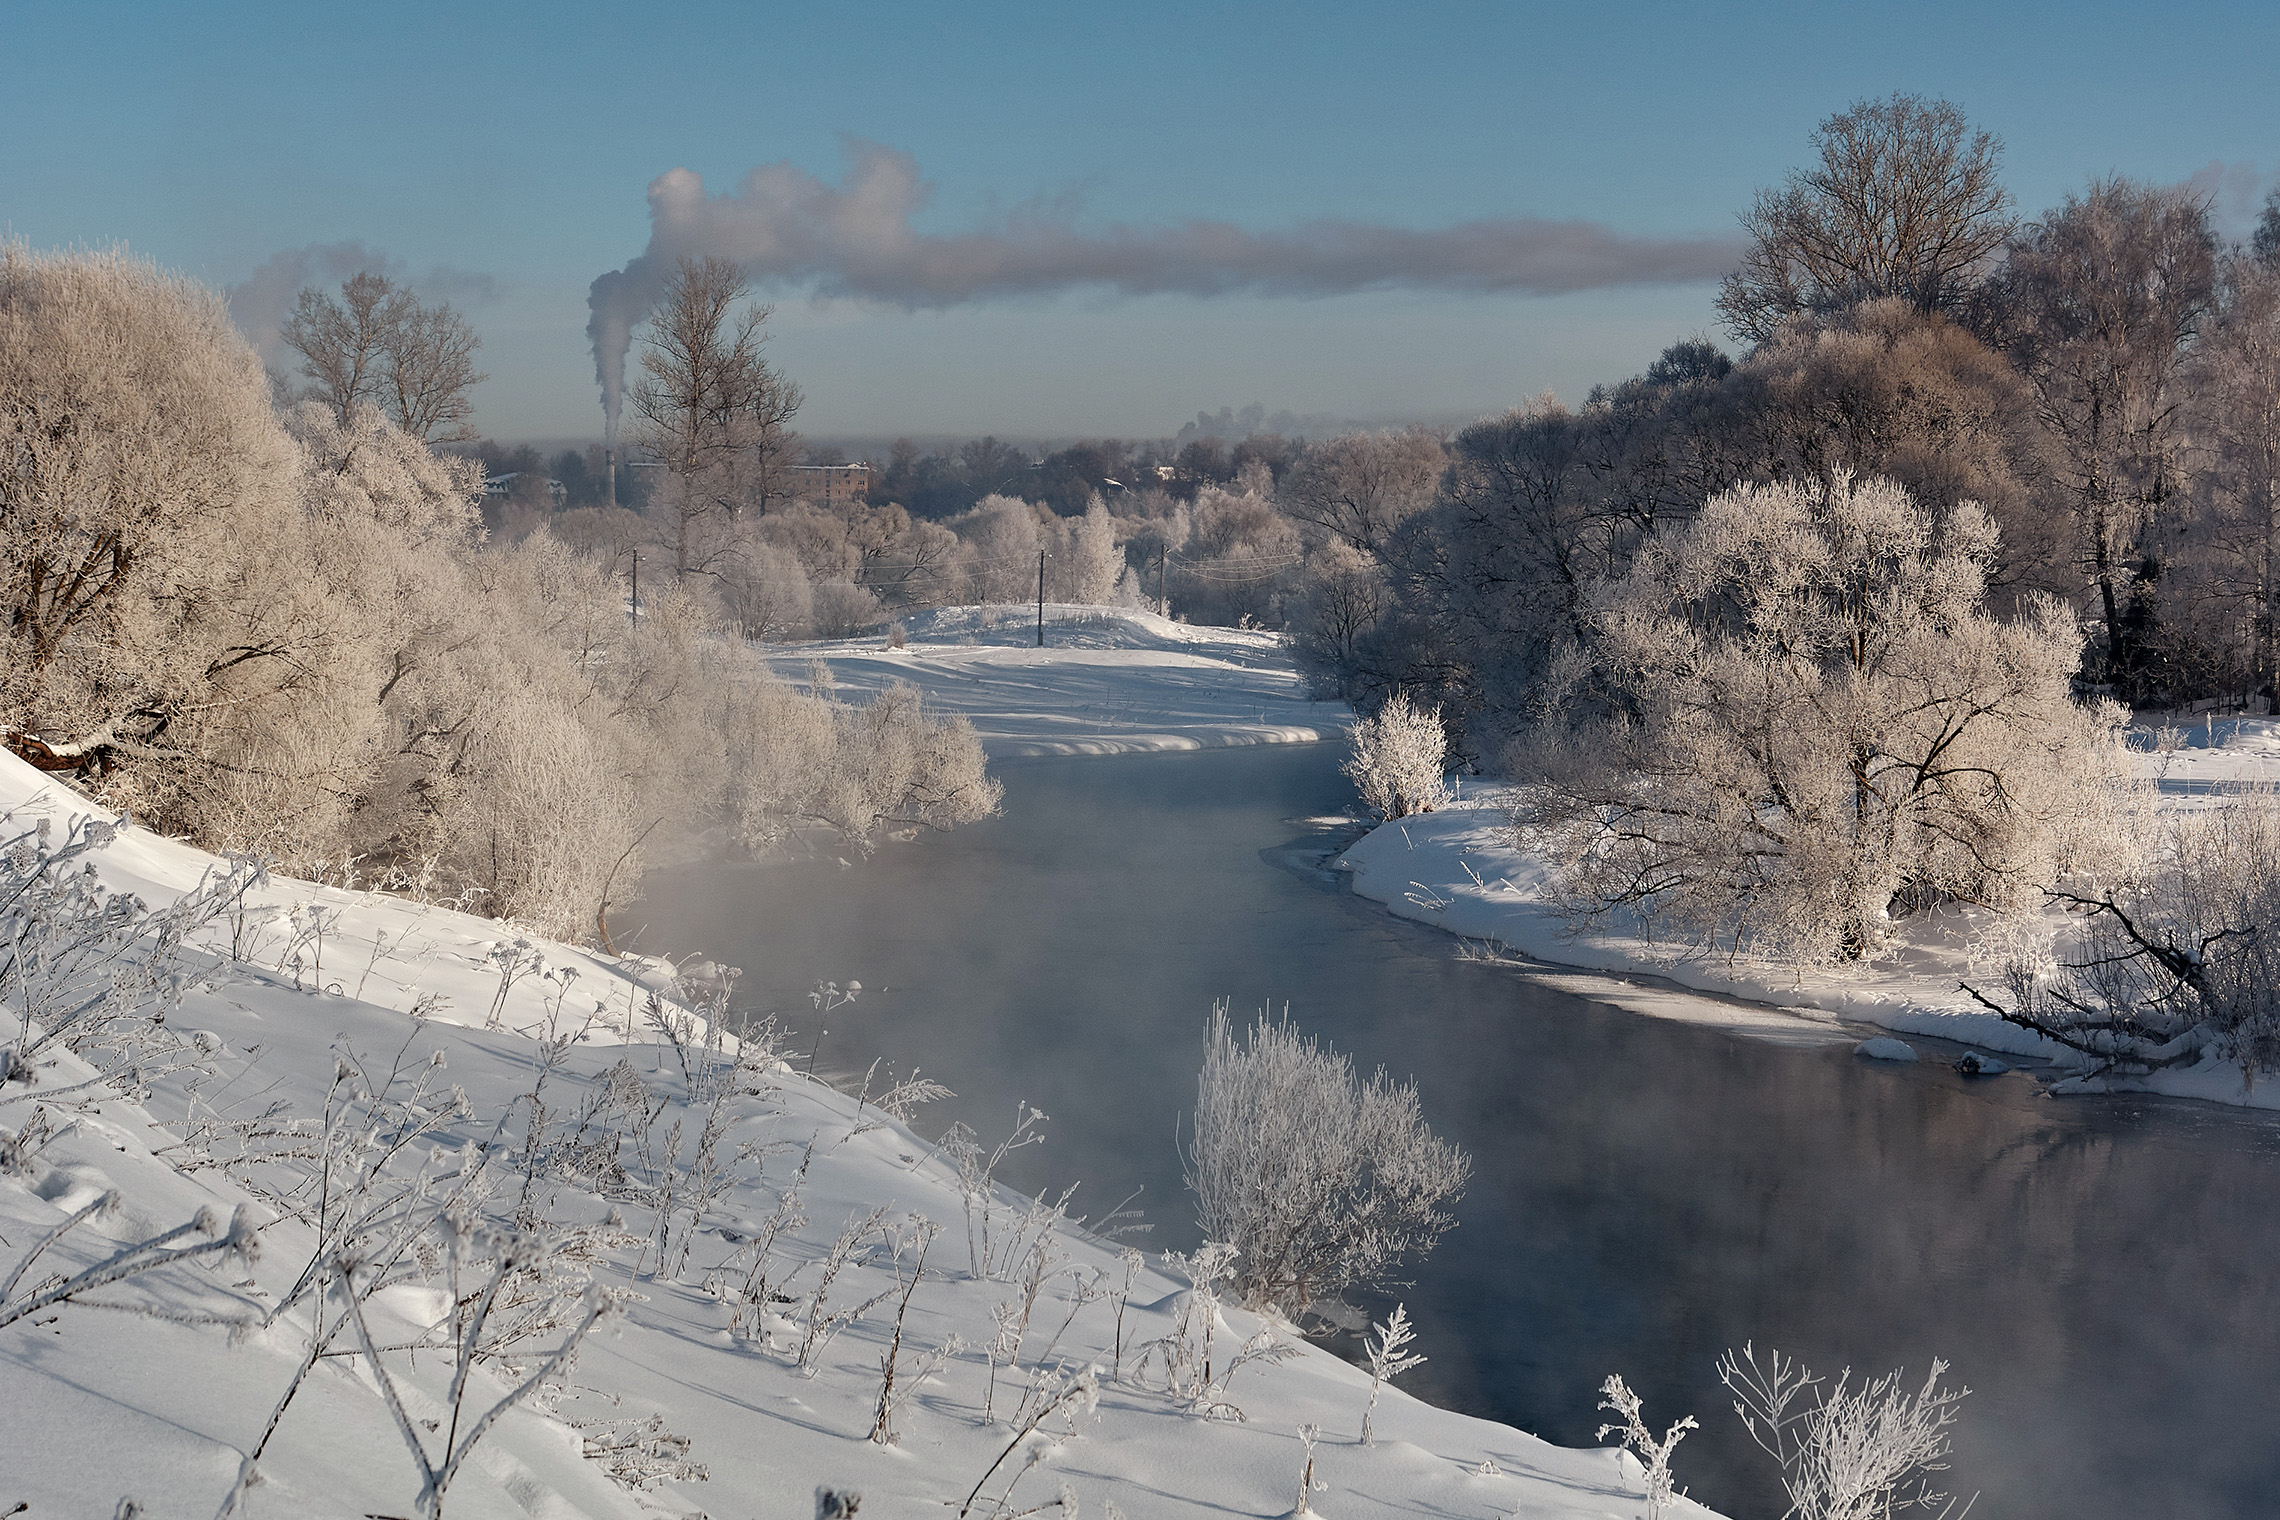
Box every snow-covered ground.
[771,605,1350,757]
[1339,716,2280,1111]
[0,748,1716,1520]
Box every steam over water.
[633,742,2280,1520]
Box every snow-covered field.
[769,605,1350,757]
[0,748,1714,1520]
[1340,717,2280,1111]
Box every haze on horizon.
[5,0,2276,442]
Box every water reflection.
[628,743,2280,1520]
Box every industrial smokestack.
[606,446,617,510]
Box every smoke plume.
[585,140,1744,439]
[2183,159,2280,239]
[228,242,501,367]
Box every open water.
[631,741,2280,1519]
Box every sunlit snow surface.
[774,605,1350,757]
[0,743,1710,1520]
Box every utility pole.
[1036,548,1047,647]
[629,549,639,629]
[1158,543,1168,617]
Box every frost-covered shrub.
[1719,1344,1971,1520]
[1342,692,1449,820]
[1185,1004,1469,1318]
[1595,1374,1694,1520]
[0,815,252,1098]
[1971,791,2280,1081]
[723,678,1001,856]
[3,246,1005,944]
[723,542,816,640]
[1358,1303,1424,1445]
[1515,473,2128,962]
[811,577,885,639]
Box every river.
[629,741,2280,1519]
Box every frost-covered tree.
[1341,692,1448,820]
[1289,540,1393,694]
[1740,301,2066,606]
[2178,254,2280,699]
[1185,1004,1469,1318]
[629,257,803,578]
[2255,189,2280,271]
[950,496,1043,603]
[1718,93,2015,343]
[1985,179,2218,696]
[1170,476,1303,628]
[1042,500,1126,606]
[281,271,486,444]
[1279,429,1446,555]
[1,244,304,780]
[1516,473,2124,962]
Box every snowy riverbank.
[768,604,1351,757]
[1340,715,2280,1112]
[0,747,1718,1520]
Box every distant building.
[482,472,566,504]
[791,463,870,509]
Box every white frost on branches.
[1342,692,1449,821]
[1516,472,2128,962]
[1357,1302,1424,1446]
[1718,1343,1973,1520]
[1594,1373,1695,1519]
[1185,1004,1469,1319]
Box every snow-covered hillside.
[769,606,1349,757]
[0,750,1715,1520]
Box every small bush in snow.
[1185,1004,1469,1319]
[1,814,253,1101]
[1341,692,1449,820]
[1358,1303,1425,1446]
[1595,1374,1694,1519]
[1134,1241,1295,1419]
[1719,1343,1972,1520]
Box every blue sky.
[5,1,2276,441]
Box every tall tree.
[627,256,803,578]
[2181,254,2280,698]
[382,299,485,444]
[281,271,403,420]
[2253,189,2280,271]
[1718,93,2016,344]
[1987,178,2218,693]
[1,245,302,773]
[1279,428,1447,554]
[280,272,486,443]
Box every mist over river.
[631,741,2280,1519]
